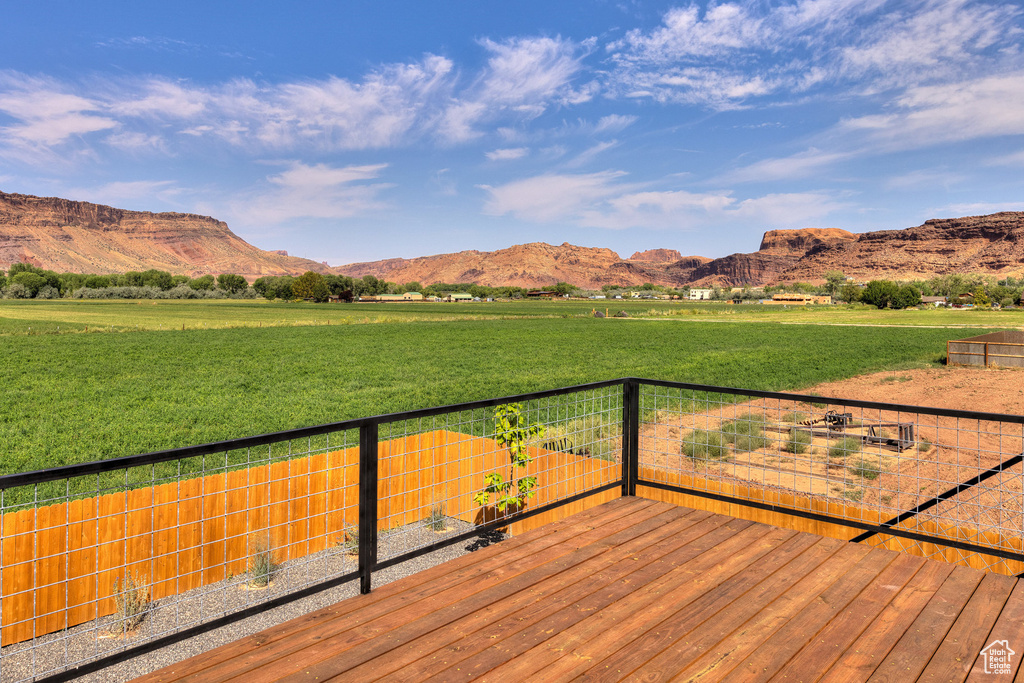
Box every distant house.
[402,292,423,301]
[526,290,558,298]
[765,293,831,306]
[688,289,713,300]
[445,293,473,302]
[921,296,947,306]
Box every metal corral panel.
[948,330,1024,368]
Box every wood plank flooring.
[133,497,1024,682]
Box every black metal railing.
[3,377,1024,683]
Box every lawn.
[0,308,979,476]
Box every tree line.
[0,263,254,299]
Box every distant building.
[921,296,947,306]
[445,293,473,301]
[764,294,832,306]
[688,289,713,300]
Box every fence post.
[358,421,379,594]
[622,379,639,497]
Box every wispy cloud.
[718,148,853,184]
[884,169,966,191]
[64,179,184,207]
[485,147,529,161]
[231,162,392,224]
[480,169,848,229]
[439,36,596,143]
[605,0,1022,109]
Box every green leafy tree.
[85,274,112,288]
[861,280,899,309]
[474,403,545,512]
[8,262,40,276]
[217,273,248,294]
[11,272,47,296]
[891,284,922,309]
[292,271,330,302]
[188,274,215,291]
[823,271,846,297]
[119,271,145,287]
[140,269,173,290]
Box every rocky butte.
[2,191,1022,287]
[0,191,329,280]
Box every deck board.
[134,497,1021,683]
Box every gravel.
[0,518,504,683]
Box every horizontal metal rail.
[7,375,1024,683]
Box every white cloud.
[594,114,638,134]
[989,149,1024,166]
[480,170,634,223]
[884,169,966,191]
[480,170,847,230]
[606,0,1022,109]
[232,162,392,224]
[719,149,853,184]
[485,147,529,161]
[105,131,167,152]
[0,73,116,157]
[566,140,617,168]
[937,201,1024,216]
[438,36,595,142]
[839,71,1024,150]
[65,179,183,206]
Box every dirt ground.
[638,365,1024,551]
[804,366,1024,418]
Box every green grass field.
[1,297,1002,476]
[0,298,1020,336]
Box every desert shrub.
[828,437,862,459]
[720,413,769,452]
[683,429,729,461]
[4,282,30,299]
[111,571,149,633]
[785,428,813,454]
[780,411,809,423]
[248,538,278,587]
[424,504,446,531]
[35,285,59,299]
[339,526,359,555]
[848,458,883,480]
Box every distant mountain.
[4,190,1022,287]
[338,215,1024,287]
[0,192,330,280]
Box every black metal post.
[622,379,639,497]
[358,421,379,594]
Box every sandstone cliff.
[0,192,330,279]
[758,228,857,257]
[338,242,635,290]
[628,248,684,263]
[781,212,1024,282]
[6,190,1023,289]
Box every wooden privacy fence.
[639,466,1024,576]
[0,430,617,647]
[947,330,1024,368]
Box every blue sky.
[2,1,1023,265]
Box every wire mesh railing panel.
[374,386,624,569]
[0,428,360,683]
[636,382,1024,574]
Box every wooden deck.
[136,497,1024,682]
